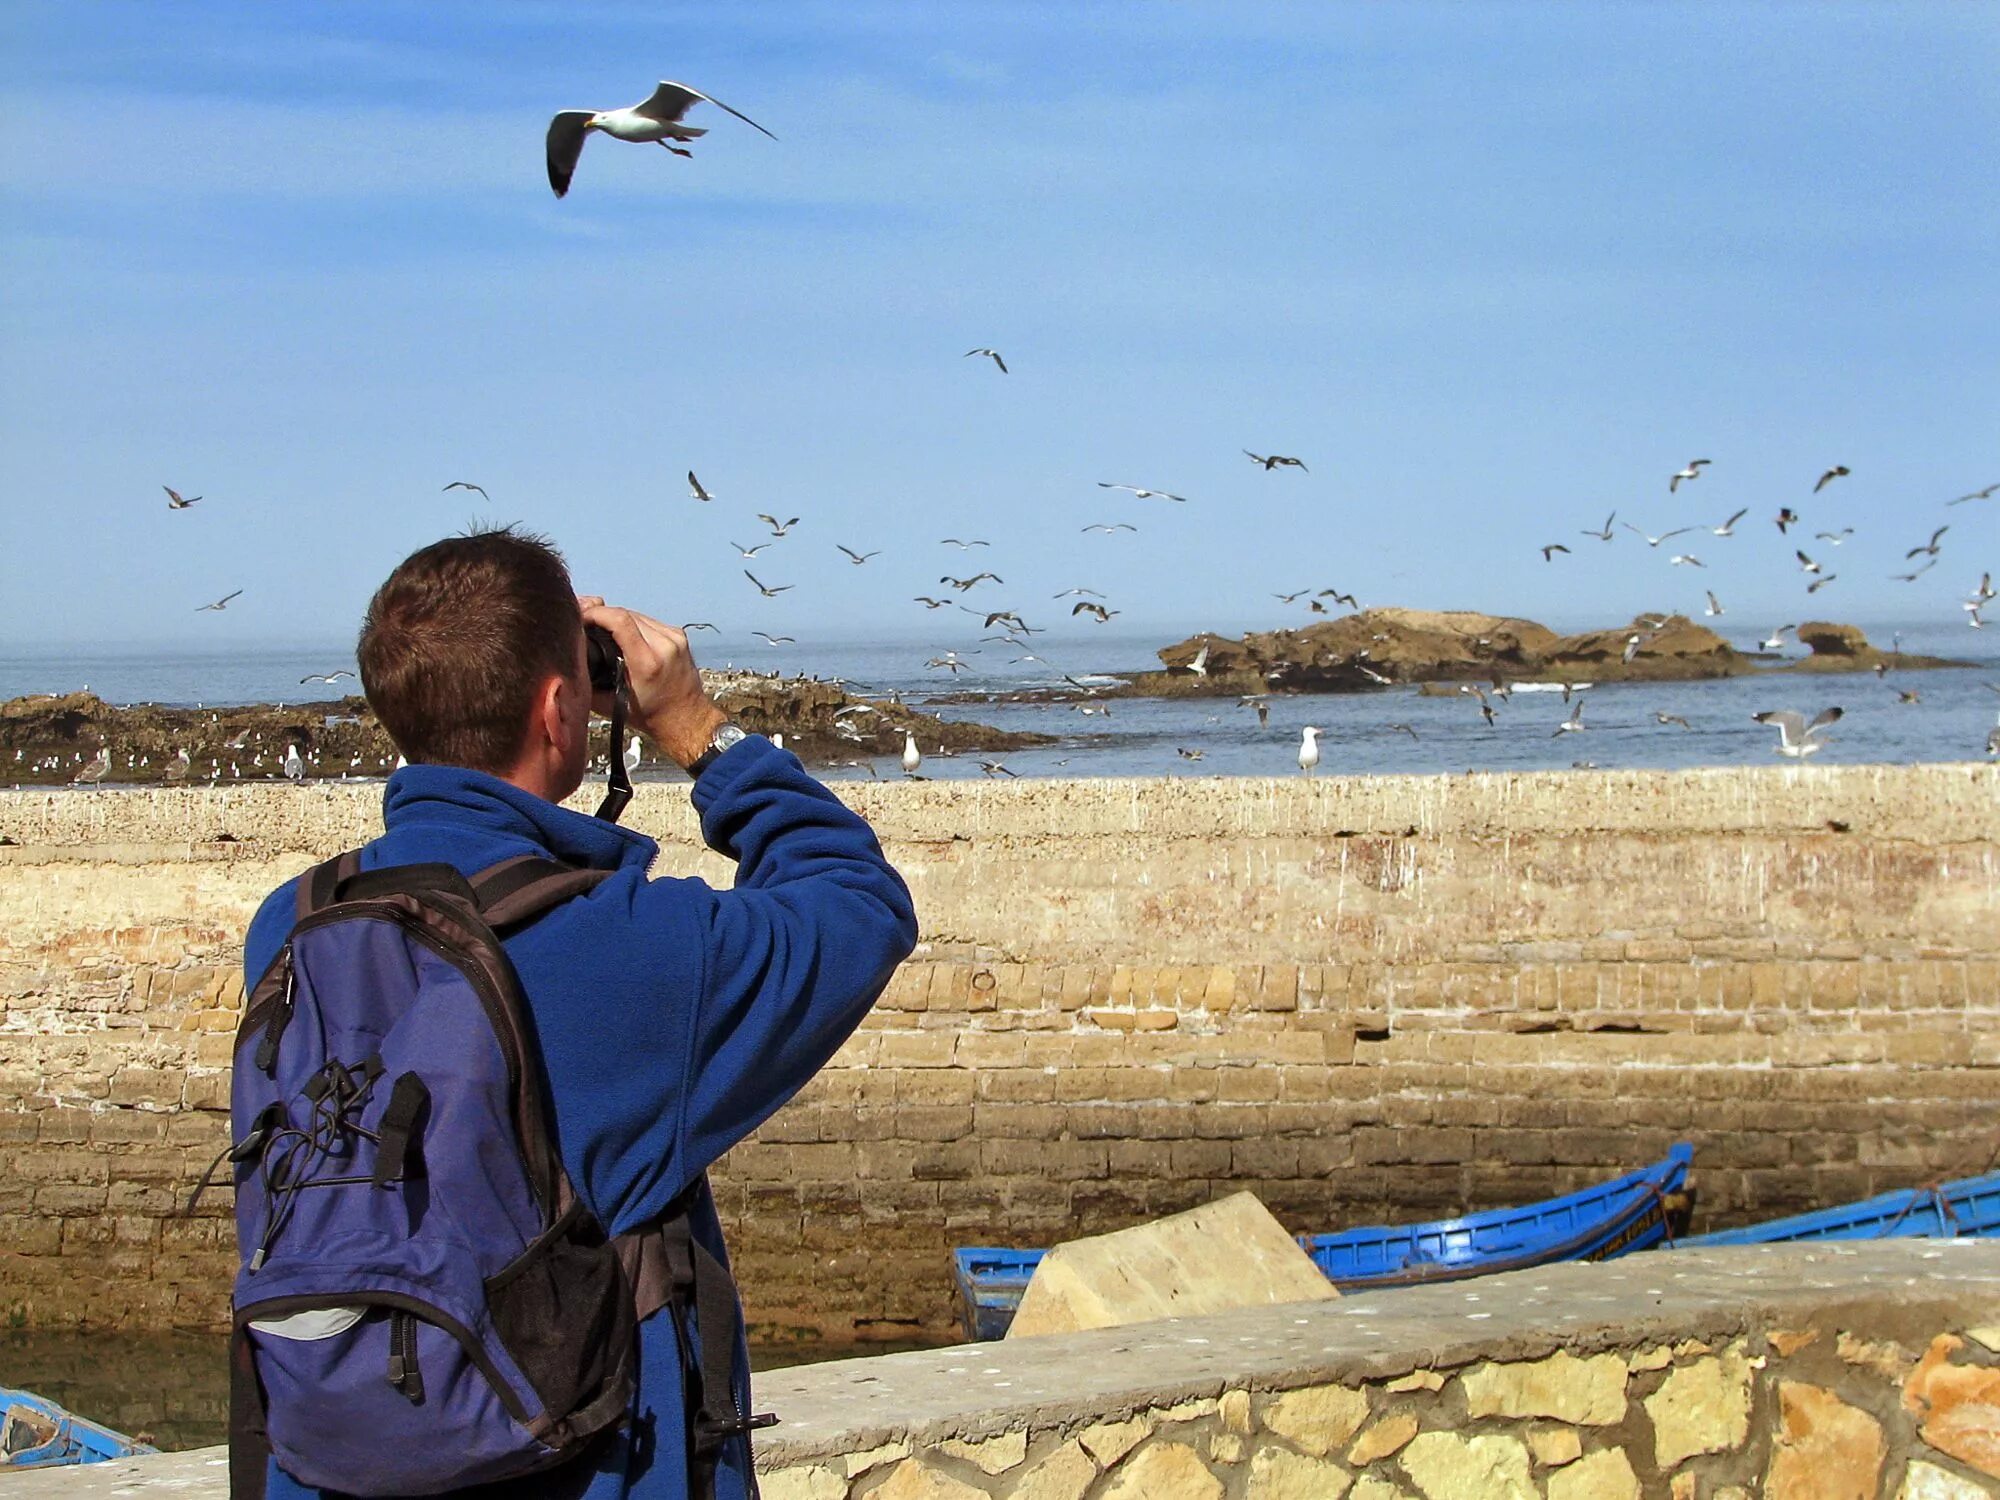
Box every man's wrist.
[657,703,732,770]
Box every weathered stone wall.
[1,765,1996,1337]
[23,1245,2000,1498]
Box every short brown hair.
[358,528,582,772]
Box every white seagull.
[1622,523,1694,548]
[1710,508,1747,537]
[964,348,1008,374]
[624,736,643,775]
[902,732,922,776]
[546,81,775,199]
[1753,707,1842,758]
[1758,624,1797,652]
[1669,459,1710,492]
[1298,726,1321,776]
[687,471,715,502]
[1097,483,1188,502]
[282,743,305,782]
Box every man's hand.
[578,597,730,770]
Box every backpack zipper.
[253,950,295,1074]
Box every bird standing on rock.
[902,733,922,776]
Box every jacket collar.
[382,764,658,874]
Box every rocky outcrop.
[1777,621,1968,675]
[1132,610,1969,697]
[0,677,1045,788]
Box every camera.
[585,624,622,693]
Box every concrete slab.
[1006,1191,1338,1339]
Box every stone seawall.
[2,765,1996,1338]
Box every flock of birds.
[133,81,2000,779]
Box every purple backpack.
[210,853,682,1495]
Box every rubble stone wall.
[1,765,1996,1337]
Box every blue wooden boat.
[1,1386,158,1468]
[1674,1169,2000,1247]
[953,1143,1694,1341]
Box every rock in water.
[1005,1191,1336,1338]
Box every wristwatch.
[687,722,748,780]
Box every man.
[237,529,917,1498]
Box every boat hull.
[1676,1171,2000,1247]
[1,1387,158,1468]
[953,1144,1694,1342]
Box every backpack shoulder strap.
[470,854,614,930]
[295,850,363,921]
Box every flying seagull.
[1669,459,1711,493]
[743,570,792,597]
[300,670,356,685]
[912,596,950,609]
[1775,508,1800,534]
[729,540,772,558]
[1655,712,1693,730]
[1072,601,1118,622]
[164,485,201,509]
[1807,575,1838,594]
[196,590,243,612]
[1906,526,1949,560]
[1243,451,1308,472]
[683,622,717,632]
[1623,523,1694,548]
[1553,701,1586,738]
[1815,528,1854,544]
[964,348,1008,374]
[942,573,1002,591]
[1053,587,1106,600]
[751,631,795,646]
[1580,512,1617,542]
[1710,509,1747,537]
[1540,544,1571,562]
[1082,523,1138,534]
[940,538,990,549]
[1948,483,1998,507]
[442,481,488,502]
[1813,465,1850,494]
[1387,723,1419,741]
[1704,591,1725,617]
[837,545,881,565]
[1758,625,1796,651]
[546,81,775,198]
[758,514,799,536]
[687,471,714,502]
[1892,559,1937,582]
[1669,554,1705,568]
[1753,706,1842,758]
[1097,483,1188,502]
[1795,550,1821,575]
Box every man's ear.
[536,673,569,749]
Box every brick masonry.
[1,764,1996,1338]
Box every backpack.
[202,852,771,1497]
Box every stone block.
[1102,1442,1221,1500]
[1766,1381,1884,1500]
[758,1466,844,1500]
[1079,1417,1151,1468]
[1012,1438,1096,1500]
[1262,1384,1371,1458]
[934,1431,1024,1475]
[1460,1349,1627,1425]
[1525,1426,1581,1467]
[1546,1448,1638,1500]
[1006,1191,1337,1339]
[1899,1461,1996,1499]
[1246,1445,1353,1499]
[1645,1342,1755,1468]
[1397,1432,1536,1500]
[1347,1411,1418,1466]
[1905,1334,2000,1480]
[871,1460,987,1500]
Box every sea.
[3,619,1995,781]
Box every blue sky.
[1,1,1994,656]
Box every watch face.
[714,724,748,753]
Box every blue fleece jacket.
[239,736,917,1500]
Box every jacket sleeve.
[675,736,917,1170]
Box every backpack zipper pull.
[386,1310,425,1404]
[254,952,295,1074]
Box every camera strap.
[597,654,633,824]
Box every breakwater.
[1,764,1997,1338]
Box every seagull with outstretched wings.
[547,81,775,198]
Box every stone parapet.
[21,1244,2000,1498]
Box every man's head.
[358,528,592,797]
